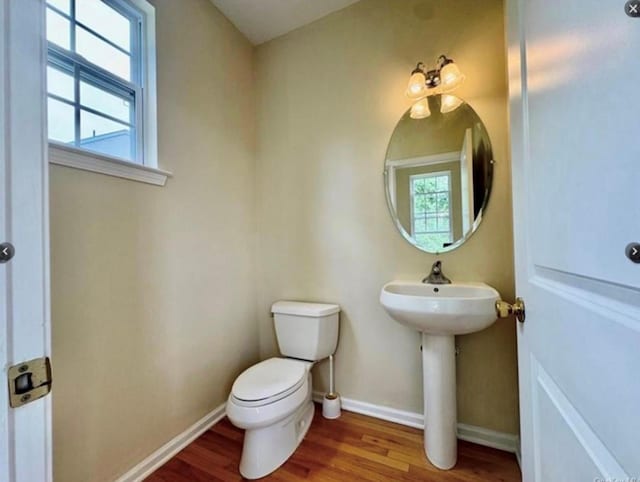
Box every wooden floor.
[147,404,521,481]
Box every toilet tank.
[271,301,340,361]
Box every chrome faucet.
[422,260,451,284]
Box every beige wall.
[255,0,518,434]
[50,1,258,481]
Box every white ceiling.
[210,0,360,45]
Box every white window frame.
[410,170,454,244]
[46,0,171,186]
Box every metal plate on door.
[7,357,52,408]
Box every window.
[410,171,453,252]
[46,0,157,170]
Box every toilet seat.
[231,358,311,407]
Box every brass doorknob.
[495,298,526,323]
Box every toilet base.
[239,397,314,479]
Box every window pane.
[46,9,71,50]
[439,216,450,232]
[47,0,70,14]
[413,217,426,233]
[436,175,449,191]
[76,0,132,52]
[415,233,450,252]
[412,195,423,214]
[76,27,131,80]
[437,193,450,212]
[425,176,437,191]
[47,65,74,101]
[48,97,75,143]
[80,110,133,160]
[415,234,429,248]
[80,81,132,124]
[426,217,438,232]
[426,194,437,213]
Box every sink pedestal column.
[421,333,457,469]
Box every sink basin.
[379,280,501,470]
[380,281,500,335]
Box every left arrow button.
[0,242,15,263]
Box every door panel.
[524,0,640,288]
[507,0,640,480]
[526,274,639,475]
[532,359,622,481]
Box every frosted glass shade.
[439,62,465,92]
[406,71,427,99]
[410,98,431,119]
[440,94,464,114]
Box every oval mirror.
[384,94,493,253]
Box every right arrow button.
[626,242,640,264]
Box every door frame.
[0,1,52,481]
[505,0,535,477]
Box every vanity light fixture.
[406,55,465,99]
[406,55,465,118]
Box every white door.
[507,0,640,480]
[0,1,52,481]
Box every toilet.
[226,300,340,479]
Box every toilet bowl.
[226,358,315,479]
[226,301,340,479]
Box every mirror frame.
[383,96,494,254]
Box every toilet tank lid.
[272,300,340,317]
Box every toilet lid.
[232,358,309,402]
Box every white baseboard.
[312,391,423,429]
[114,402,227,482]
[457,423,520,454]
[312,391,520,455]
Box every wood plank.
[304,431,409,471]
[175,445,241,480]
[147,403,521,481]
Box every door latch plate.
[8,357,52,408]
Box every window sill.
[48,144,172,186]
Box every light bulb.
[406,71,427,99]
[410,98,431,119]
[440,94,463,114]
[439,62,465,92]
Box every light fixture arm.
[411,62,426,75]
[436,55,454,69]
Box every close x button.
[626,0,640,17]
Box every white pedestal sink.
[379,281,500,470]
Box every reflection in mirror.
[384,95,493,253]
